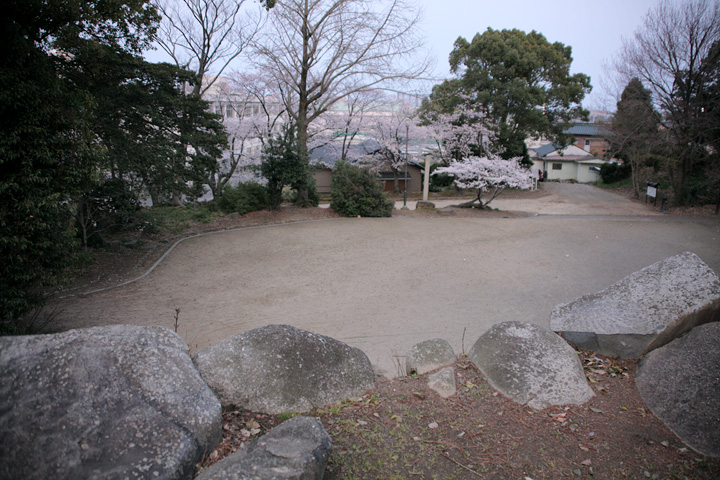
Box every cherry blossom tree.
[205,73,287,197]
[425,101,493,166]
[434,155,532,208]
[315,90,381,162]
[359,96,430,193]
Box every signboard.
[647,186,657,198]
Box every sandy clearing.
[55,185,720,376]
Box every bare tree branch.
[155,0,268,95]
[251,0,432,181]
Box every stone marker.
[196,416,331,480]
[468,321,593,410]
[427,367,457,398]
[405,338,456,375]
[636,322,720,458]
[193,324,374,414]
[550,252,720,358]
[0,325,222,480]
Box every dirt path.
[54,184,720,376]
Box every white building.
[530,144,607,183]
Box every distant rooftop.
[563,123,611,137]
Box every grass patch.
[594,177,634,190]
[135,204,223,234]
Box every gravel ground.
[55,183,720,376]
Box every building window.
[215,105,222,116]
[552,163,562,170]
[226,105,233,118]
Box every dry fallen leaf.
[428,421,439,429]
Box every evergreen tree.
[260,125,318,209]
[0,0,158,330]
[421,28,591,163]
[611,78,661,197]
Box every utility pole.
[402,124,409,210]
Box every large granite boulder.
[193,324,374,414]
[0,325,222,480]
[196,416,331,480]
[636,322,720,458]
[468,322,593,410]
[405,338,456,375]
[550,252,720,358]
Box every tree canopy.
[0,0,159,328]
[610,78,661,197]
[421,28,591,162]
[0,0,227,329]
[613,0,720,205]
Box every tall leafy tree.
[613,0,720,204]
[1,0,159,329]
[64,46,228,206]
[610,78,661,198]
[697,41,720,212]
[422,28,591,162]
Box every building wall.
[577,136,610,158]
[314,169,333,194]
[577,164,602,183]
[313,164,424,194]
[544,160,579,181]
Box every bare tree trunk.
[149,187,160,208]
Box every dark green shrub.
[76,178,141,248]
[330,162,393,217]
[430,163,455,188]
[600,162,632,184]
[217,182,269,214]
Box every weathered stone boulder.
[193,324,374,414]
[636,322,720,458]
[405,338,456,375]
[196,416,331,480]
[415,200,435,210]
[468,322,593,410]
[427,367,456,398]
[0,325,222,480]
[550,252,720,358]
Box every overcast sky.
[418,0,662,110]
[145,0,664,111]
